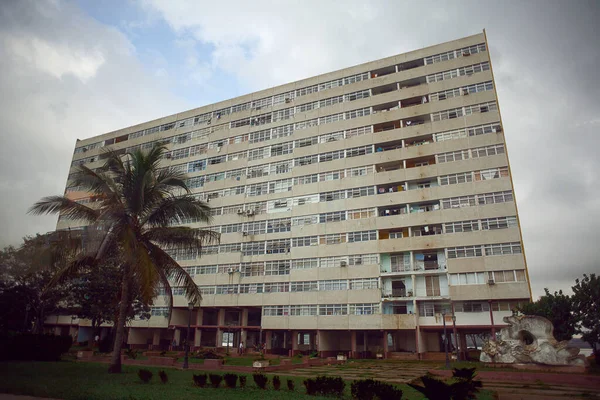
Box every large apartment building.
[50,31,531,358]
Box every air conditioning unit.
[340,261,347,267]
[228,267,234,274]
[494,125,503,133]
[463,90,469,95]
[165,153,172,159]
[237,209,244,214]
[246,210,255,216]
[463,51,471,56]
[242,231,249,236]
[488,279,496,285]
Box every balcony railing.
[382,289,413,298]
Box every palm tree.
[29,145,219,372]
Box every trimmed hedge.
[351,379,403,400]
[0,333,72,361]
[304,376,345,397]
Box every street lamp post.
[452,313,459,361]
[442,310,450,369]
[183,302,194,369]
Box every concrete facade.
[51,31,531,358]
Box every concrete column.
[217,308,226,326]
[241,309,249,326]
[195,308,204,326]
[488,301,496,340]
[152,330,161,346]
[351,331,357,358]
[265,331,273,350]
[194,328,201,347]
[460,333,468,361]
[383,331,389,358]
[173,329,181,346]
[292,330,299,351]
[216,329,222,348]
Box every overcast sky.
[0,0,598,298]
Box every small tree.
[518,288,576,341]
[572,274,600,358]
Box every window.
[239,283,264,293]
[296,85,318,97]
[346,107,371,119]
[292,258,319,270]
[484,242,522,256]
[349,254,379,266]
[247,182,269,196]
[447,245,483,258]
[464,101,498,115]
[474,167,509,181]
[271,161,292,175]
[241,262,264,277]
[319,78,343,91]
[346,186,375,198]
[273,92,294,106]
[319,304,347,316]
[296,101,319,113]
[349,278,378,290]
[291,281,318,292]
[151,307,169,317]
[294,118,318,130]
[198,285,216,295]
[319,211,346,223]
[265,259,291,274]
[319,170,344,182]
[264,282,289,293]
[270,142,293,157]
[292,215,318,226]
[295,155,318,166]
[418,302,449,317]
[320,256,347,268]
[219,243,241,253]
[430,87,461,102]
[344,72,369,85]
[267,218,291,233]
[444,220,479,233]
[249,129,271,144]
[228,151,247,161]
[481,216,518,230]
[449,272,486,285]
[345,90,370,102]
[272,124,294,139]
[319,149,344,162]
[320,95,344,108]
[477,191,514,205]
[263,306,289,316]
[437,150,469,163]
[295,136,318,148]
[248,148,269,161]
[431,107,464,122]
[346,145,373,158]
[320,233,346,245]
[320,190,345,202]
[347,230,377,243]
[472,144,505,158]
[220,223,242,234]
[348,207,376,219]
[320,131,344,143]
[290,305,317,316]
[456,302,490,313]
[292,236,318,247]
[349,303,379,315]
[242,242,264,256]
[440,172,473,185]
[216,285,238,295]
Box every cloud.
[0,0,187,247]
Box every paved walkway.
[0,395,59,400]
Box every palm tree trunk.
[108,268,129,373]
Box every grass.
[0,360,496,400]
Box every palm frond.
[141,195,213,227]
[28,196,99,222]
[69,165,119,200]
[143,226,220,251]
[146,242,202,306]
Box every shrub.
[0,333,72,362]
[452,368,477,381]
[409,373,482,400]
[273,375,281,390]
[158,370,168,384]
[253,373,269,389]
[223,373,238,388]
[137,369,153,383]
[239,375,247,388]
[125,348,139,359]
[287,379,295,391]
[194,348,223,359]
[304,376,345,397]
[193,374,207,387]
[209,374,223,388]
[351,379,403,400]
[451,368,482,399]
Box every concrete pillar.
[460,333,468,361]
[218,308,226,326]
[265,331,273,351]
[194,328,201,347]
[152,330,161,346]
[241,309,249,326]
[291,330,298,354]
[351,331,357,358]
[216,329,222,348]
[195,308,204,326]
[489,301,496,339]
[383,331,389,358]
[173,329,181,346]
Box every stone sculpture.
[480,314,587,366]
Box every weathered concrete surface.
[480,315,588,366]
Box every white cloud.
[4,35,105,83]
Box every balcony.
[382,288,413,299]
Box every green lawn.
[0,361,496,400]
